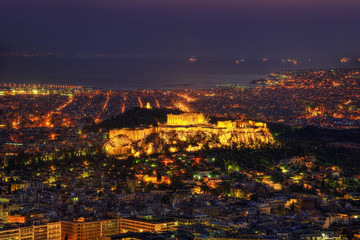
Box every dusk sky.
[1,0,360,59]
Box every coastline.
[0,56,355,91]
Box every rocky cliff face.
[104,120,274,157]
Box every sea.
[0,56,357,90]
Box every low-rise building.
[120,217,177,233]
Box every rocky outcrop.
[103,134,132,156]
[104,114,274,157]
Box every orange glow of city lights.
[177,93,196,102]
[340,57,351,63]
[175,102,190,112]
[188,57,197,62]
[50,133,55,140]
[155,99,160,108]
[138,96,143,108]
[57,97,73,111]
[94,93,110,124]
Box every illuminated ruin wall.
[167,113,207,125]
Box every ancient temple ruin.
[104,113,274,156]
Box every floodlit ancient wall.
[217,120,236,129]
[167,113,206,125]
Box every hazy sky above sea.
[1,0,360,59]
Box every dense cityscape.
[0,68,359,239]
[2,0,360,238]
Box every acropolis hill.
[104,112,274,157]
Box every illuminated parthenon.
[167,113,207,125]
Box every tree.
[271,171,284,184]
[161,194,171,204]
[290,202,295,212]
[216,181,231,196]
[200,183,210,193]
